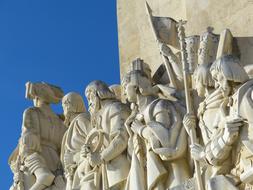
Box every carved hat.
[198,27,219,65]
[127,58,153,95]
[25,82,64,104]
[210,55,249,84]
[129,58,151,79]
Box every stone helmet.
[210,55,249,84]
[25,82,64,104]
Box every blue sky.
[0,0,120,188]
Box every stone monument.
[8,1,253,189]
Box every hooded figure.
[61,92,92,190]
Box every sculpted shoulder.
[22,107,40,119]
[76,112,90,127]
[23,107,38,115]
[109,101,130,118]
[77,112,90,121]
[152,99,171,116]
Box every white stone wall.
[117,0,253,78]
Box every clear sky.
[0,0,120,188]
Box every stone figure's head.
[25,82,64,106]
[123,58,154,103]
[210,55,249,96]
[62,92,86,125]
[85,80,115,115]
[194,63,214,97]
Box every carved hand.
[222,117,244,145]
[183,114,196,135]
[80,144,91,159]
[88,152,103,167]
[190,143,206,161]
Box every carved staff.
[145,2,178,89]
[177,20,204,190]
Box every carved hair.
[85,80,116,100]
[210,55,249,83]
[62,92,86,113]
[194,63,214,87]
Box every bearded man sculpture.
[84,80,130,190]
[61,92,92,190]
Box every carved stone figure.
[183,63,235,190]
[182,27,239,190]
[9,82,67,190]
[210,55,253,189]
[61,92,92,190]
[124,58,190,190]
[84,80,130,190]
[7,6,253,190]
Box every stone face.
[117,0,253,78]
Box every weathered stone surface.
[117,0,253,77]
[8,2,253,190]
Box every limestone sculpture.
[84,80,130,190]
[209,55,253,190]
[8,2,253,190]
[61,92,92,190]
[123,58,190,190]
[9,82,67,190]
